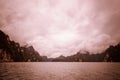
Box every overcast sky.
[0,0,120,57]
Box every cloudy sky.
[0,0,120,57]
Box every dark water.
[0,62,120,80]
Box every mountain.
[51,44,120,62]
[104,43,120,62]
[52,55,66,62]
[0,30,119,62]
[0,30,42,62]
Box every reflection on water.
[0,62,120,80]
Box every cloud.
[0,0,120,57]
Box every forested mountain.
[0,30,42,62]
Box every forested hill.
[0,30,42,62]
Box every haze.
[0,0,120,58]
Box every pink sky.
[0,0,120,57]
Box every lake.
[0,62,120,80]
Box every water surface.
[0,62,120,80]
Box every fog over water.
[0,0,120,57]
